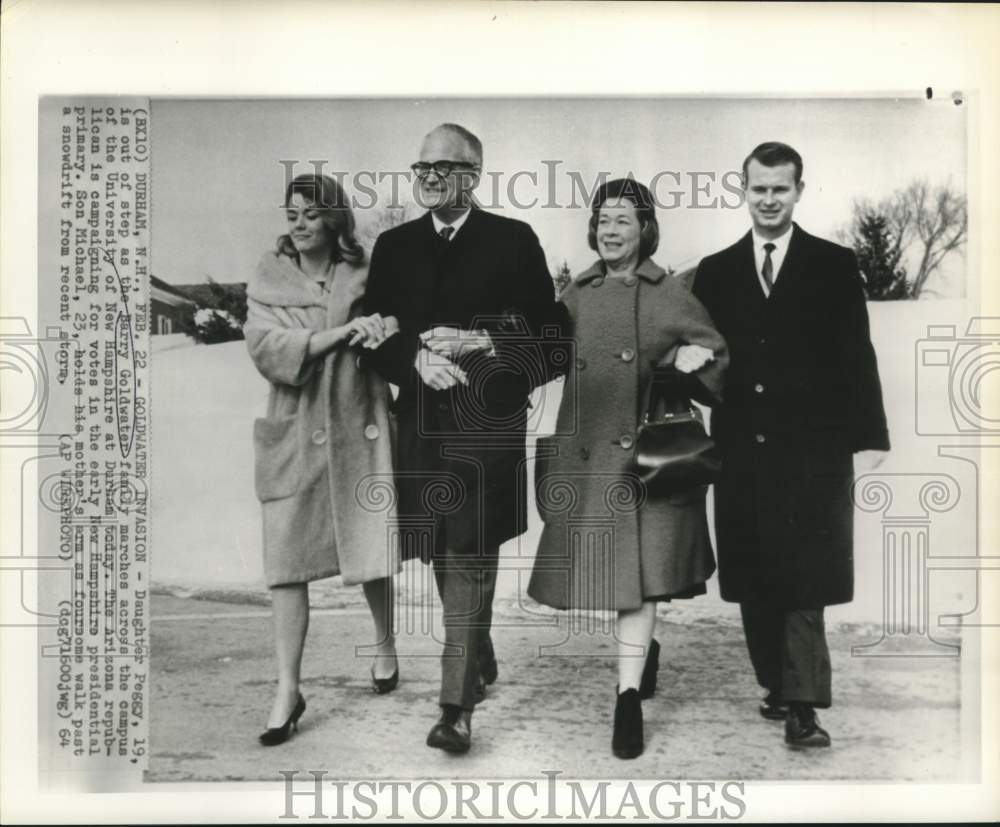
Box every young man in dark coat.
[693,142,890,748]
[363,123,558,753]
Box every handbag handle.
[641,366,698,424]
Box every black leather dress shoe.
[759,692,789,721]
[784,704,831,748]
[426,705,472,753]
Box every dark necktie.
[439,225,454,241]
[761,242,776,292]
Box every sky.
[151,96,967,294]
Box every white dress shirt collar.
[432,208,472,240]
[752,223,794,296]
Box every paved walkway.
[149,591,967,783]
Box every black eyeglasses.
[410,161,480,178]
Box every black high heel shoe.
[370,659,399,694]
[259,694,305,747]
[638,638,660,700]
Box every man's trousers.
[433,545,500,711]
[739,602,832,708]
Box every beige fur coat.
[245,251,399,587]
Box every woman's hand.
[307,314,395,360]
[674,344,715,374]
[347,314,398,349]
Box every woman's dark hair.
[277,174,365,265]
[587,177,659,261]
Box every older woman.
[529,178,728,759]
[245,174,400,746]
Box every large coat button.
[621,348,635,362]
[624,276,638,287]
[619,434,634,450]
[364,424,380,440]
[754,383,764,393]
[579,447,590,460]
[576,357,587,370]
[591,277,605,288]
[311,429,328,445]
[755,433,766,444]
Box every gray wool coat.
[245,251,399,587]
[528,258,728,612]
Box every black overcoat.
[693,224,890,608]
[363,209,559,558]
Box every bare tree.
[890,180,967,298]
[552,259,572,295]
[842,180,967,299]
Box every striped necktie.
[439,225,455,241]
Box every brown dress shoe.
[784,704,831,748]
[426,705,472,753]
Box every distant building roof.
[150,275,196,307]
[148,277,246,308]
[171,282,247,307]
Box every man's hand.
[854,449,889,473]
[414,347,468,390]
[675,344,715,374]
[419,326,492,360]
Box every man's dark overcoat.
[364,208,558,558]
[693,224,890,608]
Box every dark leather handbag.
[631,367,721,494]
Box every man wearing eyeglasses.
[363,123,558,753]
